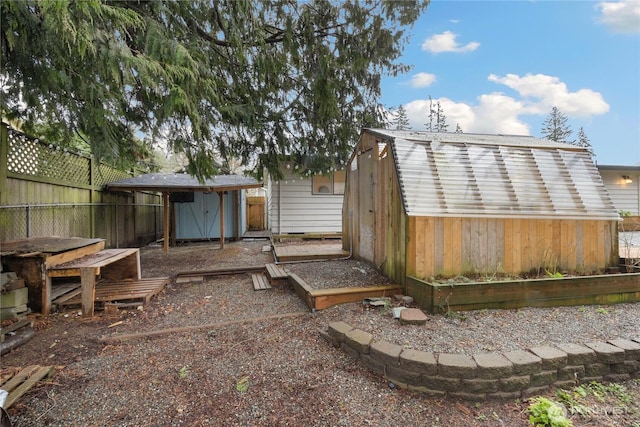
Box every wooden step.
[265,263,289,282]
[252,273,271,291]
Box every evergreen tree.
[424,96,448,132]
[1,0,428,180]
[540,107,573,143]
[394,105,411,130]
[425,96,435,132]
[455,123,463,133]
[576,127,595,157]
[435,101,448,132]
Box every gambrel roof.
[365,129,619,220]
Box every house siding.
[268,166,343,234]
[598,168,640,215]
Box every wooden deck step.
[265,263,289,283]
[252,273,272,291]
[57,277,169,309]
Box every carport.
[105,173,262,253]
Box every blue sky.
[381,0,640,166]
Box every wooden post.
[163,192,169,253]
[235,190,240,239]
[219,191,225,249]
[81,267,96,317]
[89,156,96,238]
[0,123,8,205]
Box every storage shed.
[106,173,262,252]
[342,129,620,285]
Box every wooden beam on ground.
[98,311,308,343]
[310,285,402,311]
[175,266,265,280]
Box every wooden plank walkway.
[273,243,349,262]
[287,272,402,312]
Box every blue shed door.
[174,192,237,239]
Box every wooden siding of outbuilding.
[344,131,619,285]
[343,132,407,284]
[406,216,617,280]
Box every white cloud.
[409,72,437,88]
[596,0,640,33]
[404,96,529,135]
[400,73,608,135]
[421,31,480,53]
[488,73,610,117]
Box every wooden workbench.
[1,237,105,314]
[48,248,141,316]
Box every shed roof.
[105,172,262,193]
[364,129,619,220]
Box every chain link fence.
[0,203,163,248]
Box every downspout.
[277,180,281,236]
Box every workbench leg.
[42,271,52,316]
[80,268,96,317]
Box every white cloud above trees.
[595,0,640,33]
[400,73,609,135]
[421,31,480,53]
[488,73,610,117]
[409,72,437,88]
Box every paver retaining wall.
[323,321,640,401]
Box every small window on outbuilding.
[312,171,345,195]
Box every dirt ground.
[2,239,639,426]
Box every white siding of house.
[598,168,640,214]
[268,167,343,234]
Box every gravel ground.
[2,239,639,426]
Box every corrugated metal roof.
[366,129,619,220]
[105,173,261,192]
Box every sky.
[380,0,640,166]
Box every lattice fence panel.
[94,164,134,187]
[7,129,91,185]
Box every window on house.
[312,171,345,195]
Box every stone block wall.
[323,321,640,401]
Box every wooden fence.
[0,123,162,248]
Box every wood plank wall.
[406,216,617,280]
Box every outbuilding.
[342,129,620,285]
[106,173,262,252]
